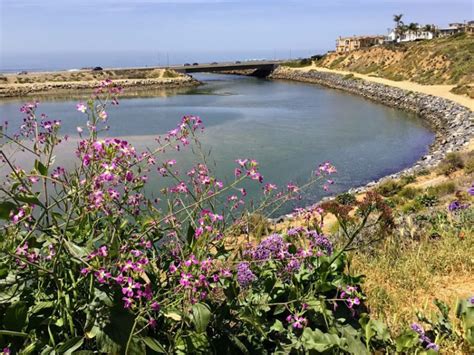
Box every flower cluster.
[246,234,289,260]
[410,323,439,352]
[339,285,362,310]
[448,200,470,212]
[236,262,256,288]
[286,314,308,329]
[167,253,232,303]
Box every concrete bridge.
[169,60,282,78]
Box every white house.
[386,29,434,43]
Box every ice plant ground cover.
[0,81,471,354]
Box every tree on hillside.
[422,24,437,35]
[393,14,404,28]
[408,22,419,33]
[393,14,405,41]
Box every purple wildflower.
[468,184,474,196]
[236,262,256,288]
[448,200,469,212]
[307,230,333,255]
[250,234,289,260]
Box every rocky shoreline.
[269,66,473,213]
[0,76,200,98]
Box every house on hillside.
[335,35,385,53]
[438,21,474,37]
[386,29,434,42]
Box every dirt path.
[295,65,474,111]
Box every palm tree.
[393,14,404,41]
[393,14,404,29]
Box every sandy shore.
[294,65,474,111]
[0,68,199,98]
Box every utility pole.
[167,53,169,67]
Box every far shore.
[0,68,200,99]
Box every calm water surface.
[0,74,434,213]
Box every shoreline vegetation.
[0,68,199,98]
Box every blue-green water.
[0,73,434,212]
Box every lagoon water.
[0,73,434,213]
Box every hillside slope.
[316,33,473,86]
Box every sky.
[0,0,473,70]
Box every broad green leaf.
[270,319,284,333]
[0,201,16,220]
[0,263,9,279]
[56,337,83,354]
[30,301,54,315]
[301,328,341,352]
[35,160,48,176]
[4,301,28,331]
[339,325,369,355]
[192,303,211,333]
[85,326,101,339]
[395,330,419,352]
[142,336,166,353]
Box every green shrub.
[283,58,312,68]
[463,152,474,174]
[398,186,421,200]
[437,152,464,176]
[377,180,403,197]
[335,192,357,205]
[400,175,416,185]
[401,200,423,214]
[416,193,439,207]
[416,168,430,176]
[426,182,456,197]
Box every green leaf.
[101,305,135,351]
[56,336,83,354]
[0,263,9,279]
[19,341,37,354]
[30,301,54,315]
[0,201,16,220]
[164,311,182,321]
[186,224,195,247]
[4,301,28,331]
[16,194,41,206]
[301,328,341,352]
[229,335,249,355]
[0,330,28,337]
[339,325,369,355]
[35,160,48,176]
[270,319,285,333]
[176,332,209,353]
[395,330,420,352]
[192,303,211,333]
[142,336,166,353]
